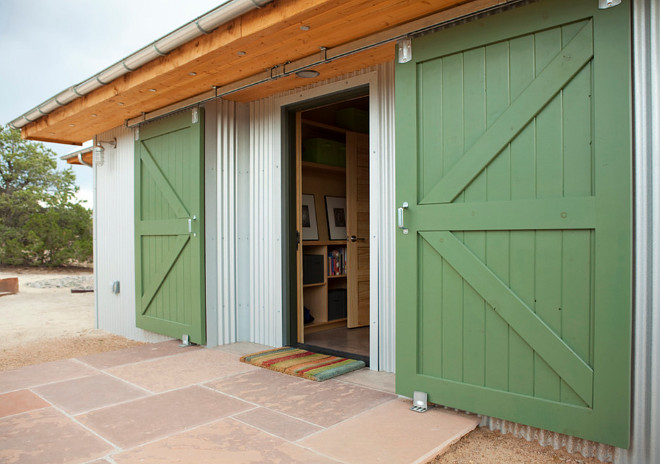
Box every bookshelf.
[296,113,369,342]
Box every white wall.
[94,125,170,343]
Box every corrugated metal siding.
[617,0,660,462]
[479,416,615,461]
[374,61,396,372]
[215,99,239,345]
[94,125,170,343]
[244,96,283,347]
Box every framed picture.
[301,194,319,240]
[325,196,347,241]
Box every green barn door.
[395,0,631,447]
[135,108,206,344]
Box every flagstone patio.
[0,341,480,464]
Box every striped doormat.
[240,347,365,382]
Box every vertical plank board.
[562,65,593,197]
[507,32,537,391]
[461,45,487,382]
[533,28,564,396]
[461,45,487,386]
[485,42,510,125]
[560,230,592,406]
[534,231,563,401]
[420,236,443,378]
[509,35,535,101]
[442,259,464,381]
[535,96,563,199]
[462,48,487,202]
[419,59,444,202]
[483,40,511,391]
[442,54,465,174]
[508,231,536,396]
[534,27,563,76]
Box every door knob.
[348,235,366,242]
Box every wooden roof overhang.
[19,0,507,145]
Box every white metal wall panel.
[94,126,170,343]
[246,97,283,347]
[204,100,219,347]
[617,0,660,462]
[215,99,238,345]
[374,61,397,373]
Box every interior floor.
[304,327,369,358]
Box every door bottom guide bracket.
[179,334,197,347]
[410,391,431,413]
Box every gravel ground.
[25,275,94,290]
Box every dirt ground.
[429,427,604,464]
[0,266,142,371]
[0,267,606,463]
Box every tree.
[0,125,92,266]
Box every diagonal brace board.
[420,230,594,405]
[140,234,190,315]
[139,143,190,218]
[422,20,594,205]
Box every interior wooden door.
[346,132,369,328]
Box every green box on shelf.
[335,107,368,133]
[302,138,346,167]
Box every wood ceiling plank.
[21,0,478,143]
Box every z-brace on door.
[134,108,206,344]
[395,0,632,447]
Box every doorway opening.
[290,93,370,364]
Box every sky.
[0,0,225,208]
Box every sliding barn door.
[135,109,206,344]
[395,0,631,447]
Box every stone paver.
[0,359,97,394]
[207,368,396,427]
[106,348,257,393]
[77,386,252,448]
[0,343,477,464]
[34,373,148,415]
[0,390,50,419]
[78,340,197,370]
[234,407,324,441]
[0,408,113,464]
[112,418,340,464]
[299,398,481,464]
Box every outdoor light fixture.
[94,138,117,167]
[93,145,105,167]
[296,69,320,78]
[598,0,621,8]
